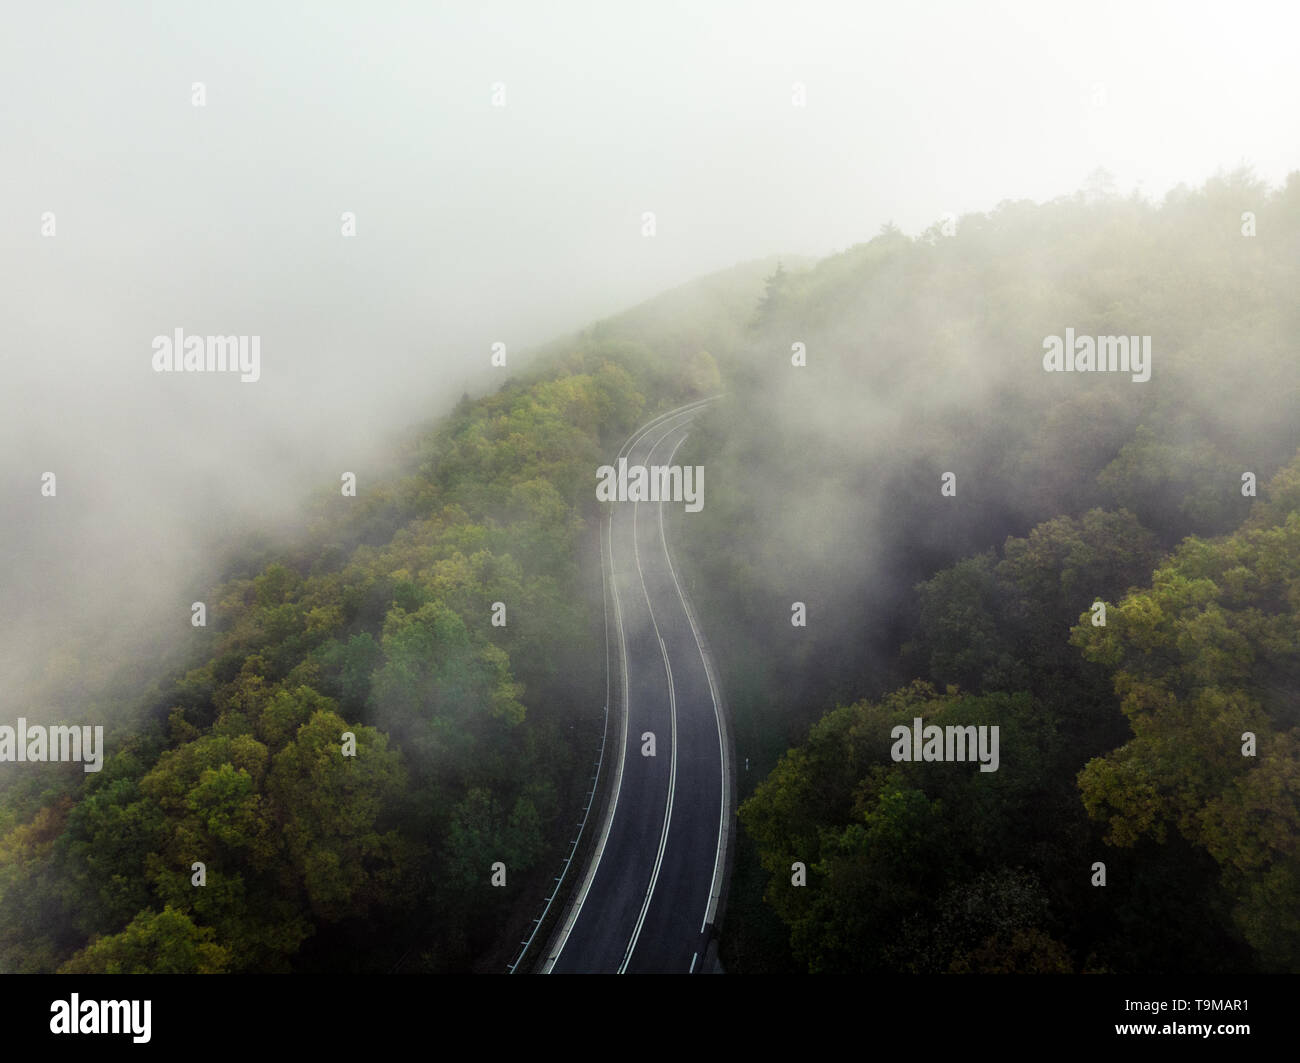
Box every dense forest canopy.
[3,170,1297,973]
[682,168,1299,972]
[0,337,718,972]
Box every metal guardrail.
[506,506,618,974]
[506,713,608,973]
[505,397,725,973]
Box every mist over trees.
[2,170,1297,974]
[685,169,1300,972]
[0,334,719,972]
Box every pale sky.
[2,0,1297,699]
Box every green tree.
[60,906,230,974]
[1073,453,1300,969]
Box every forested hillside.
[673,169,1300,972]
[0,306,741,971]
[3,168,1296,975]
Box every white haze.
[1,0,1297,708]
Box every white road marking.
[619,639,676,973]
[617,416,696,972]
[657,431,731,933]
[545,399,716,972]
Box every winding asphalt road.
[542,399,732,974]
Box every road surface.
[543,399,732,974]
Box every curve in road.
[542,400,732,974]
